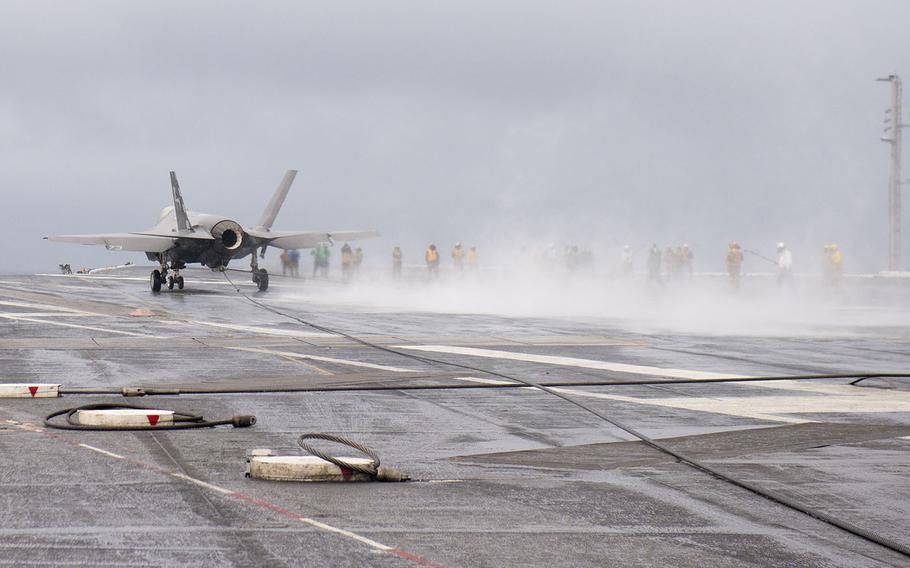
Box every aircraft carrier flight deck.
[1,268,909,567]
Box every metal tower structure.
[878,74,905,271]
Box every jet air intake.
[210,219,244,252]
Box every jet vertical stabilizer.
[169,171,193,232]
[255,170,298,231]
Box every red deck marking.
[3,419,448,568]
[28,386,38,397]
[146,414,160,426]
[389,548,449,568]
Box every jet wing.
[249,229,380,250]
[133,231,214,240]
[45,233,177,253]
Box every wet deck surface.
[1,268,909,567]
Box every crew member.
[680,244,694,281]
[726,241,744,289]
[620,245,633,277]
[647,244,662,283]
[826,244,843,286]
[353,247,364,275]
[776,242,793,287]
[288,249,300,278]
[467,246,478,270]
[425,244,440,277]
[392,246,403,279]
[452,243,465,271]
[311,243,330,277]
[340,243,353,280]
[663,246,677,281]
[280,249,290,276]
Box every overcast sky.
[1,0,908,273]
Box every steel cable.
[222,271,910,560]
[298,432,381,476]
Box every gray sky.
[1,0,908,273]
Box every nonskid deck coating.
[0,268,909,567]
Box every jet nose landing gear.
[151,259,186,293]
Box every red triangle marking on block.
[28,386,39,397]
[147,414,160,426]
[340,467,353,478]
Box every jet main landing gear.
[250,248,269,292]
[252,268,269,292]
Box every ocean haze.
[0,1,907,274]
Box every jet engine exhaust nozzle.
[210,219,244,252]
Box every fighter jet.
[46,171,378,292]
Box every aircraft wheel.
[176,276,184,290]
[150,270,162,293]
[257,269,269,292]
[167,276,175,290]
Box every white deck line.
[0,313,155,337]
[226,346,415,373]
[25,428,405,557]
[35,274,150,282]
[170,473,234,495]
[454,376,514,385]
[406,345,910,423]
[0,312,92,317]
[0,299,93,314]
[185,320,334,339]
[299,518,393,551]
[78,444,125,459]
[396,345,750,380]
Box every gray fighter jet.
[46,171,377,292]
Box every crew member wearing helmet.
[452,243,465,271]
[425,244,440,277]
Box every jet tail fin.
[169,171,193,232]
[256,170,298,230]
